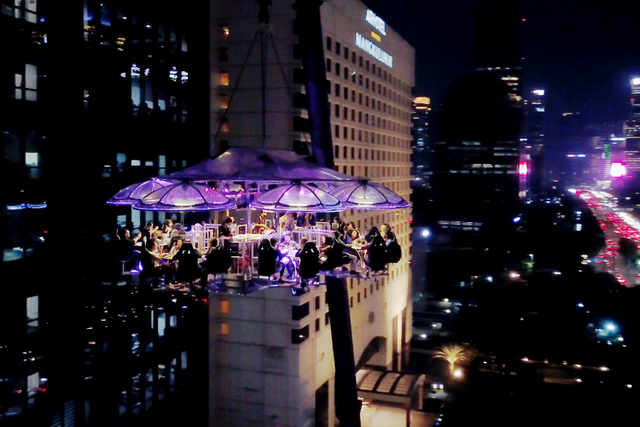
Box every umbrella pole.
[245,204,252,279]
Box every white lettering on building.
[355,33,393,68]
[365,10,386,36]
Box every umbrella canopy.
[167,147,357,183]
[133,182,237,211]
[330,180,410,210]
[107,178,177,206]
[250,182,345,213]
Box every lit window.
[219,72,230,86]
[220,95,229,109]
[222,26,230,38]
[220,299,230,314]
[220,321,230,336]
[25,152,39,167]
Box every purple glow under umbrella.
[133,182,237,211]
[107,178,178,206]
[250,182,345,213]
[330,180,410,210]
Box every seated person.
[361,234,387,273]
[199,237,219,284]
[384,229,402,264]
[364,226,381,243]
[116,229,142,270]
[343,229,360,245]
[277,233,299,280]
[335,231,359,274]
[140,221,158,247]
[160,219,175,250]
[163,238,183,260]
[295,237,308,264]
[319,235,355,273]
[252,212,269,234]
[318,235,331,263]
[145,240,176,285]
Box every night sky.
[362,0,640,136]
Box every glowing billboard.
[518,161,529,176]
[611,162,627,178]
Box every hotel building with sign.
[209,0,415,425]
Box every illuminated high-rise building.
[430,73,522,232]
[209,1,415,425]
[624,78,640,180]
[626,77,640,138]
[523,88,545,194]
[411,96,431,191]
[427,0,523,235]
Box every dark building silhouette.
[1,1,209,425]
[425,0,524,237]
[415,0,524,303]
[411,96,432,191]
[523,89,546,194]
[430,72,522,231]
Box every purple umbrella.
[330,180,410,210]
[107,178,178,206]
[250,182,345,213]
[133,182,237,211]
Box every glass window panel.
[25,64,37,89]
[25,152,39,166]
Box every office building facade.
[208,1,414,425]
[1,0,210,424]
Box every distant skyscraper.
[411,96,431,190]
[624,78,640,181]
[523,89,546,194]
[430,73,522,231]
[427,0,523,234]
[626,77,640,138]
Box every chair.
[365,235,387,273]
[257,239,278,277]
[298,242,320,280]
[206,244,233,275]
[385,239,402,264]
[173,242,201,283]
